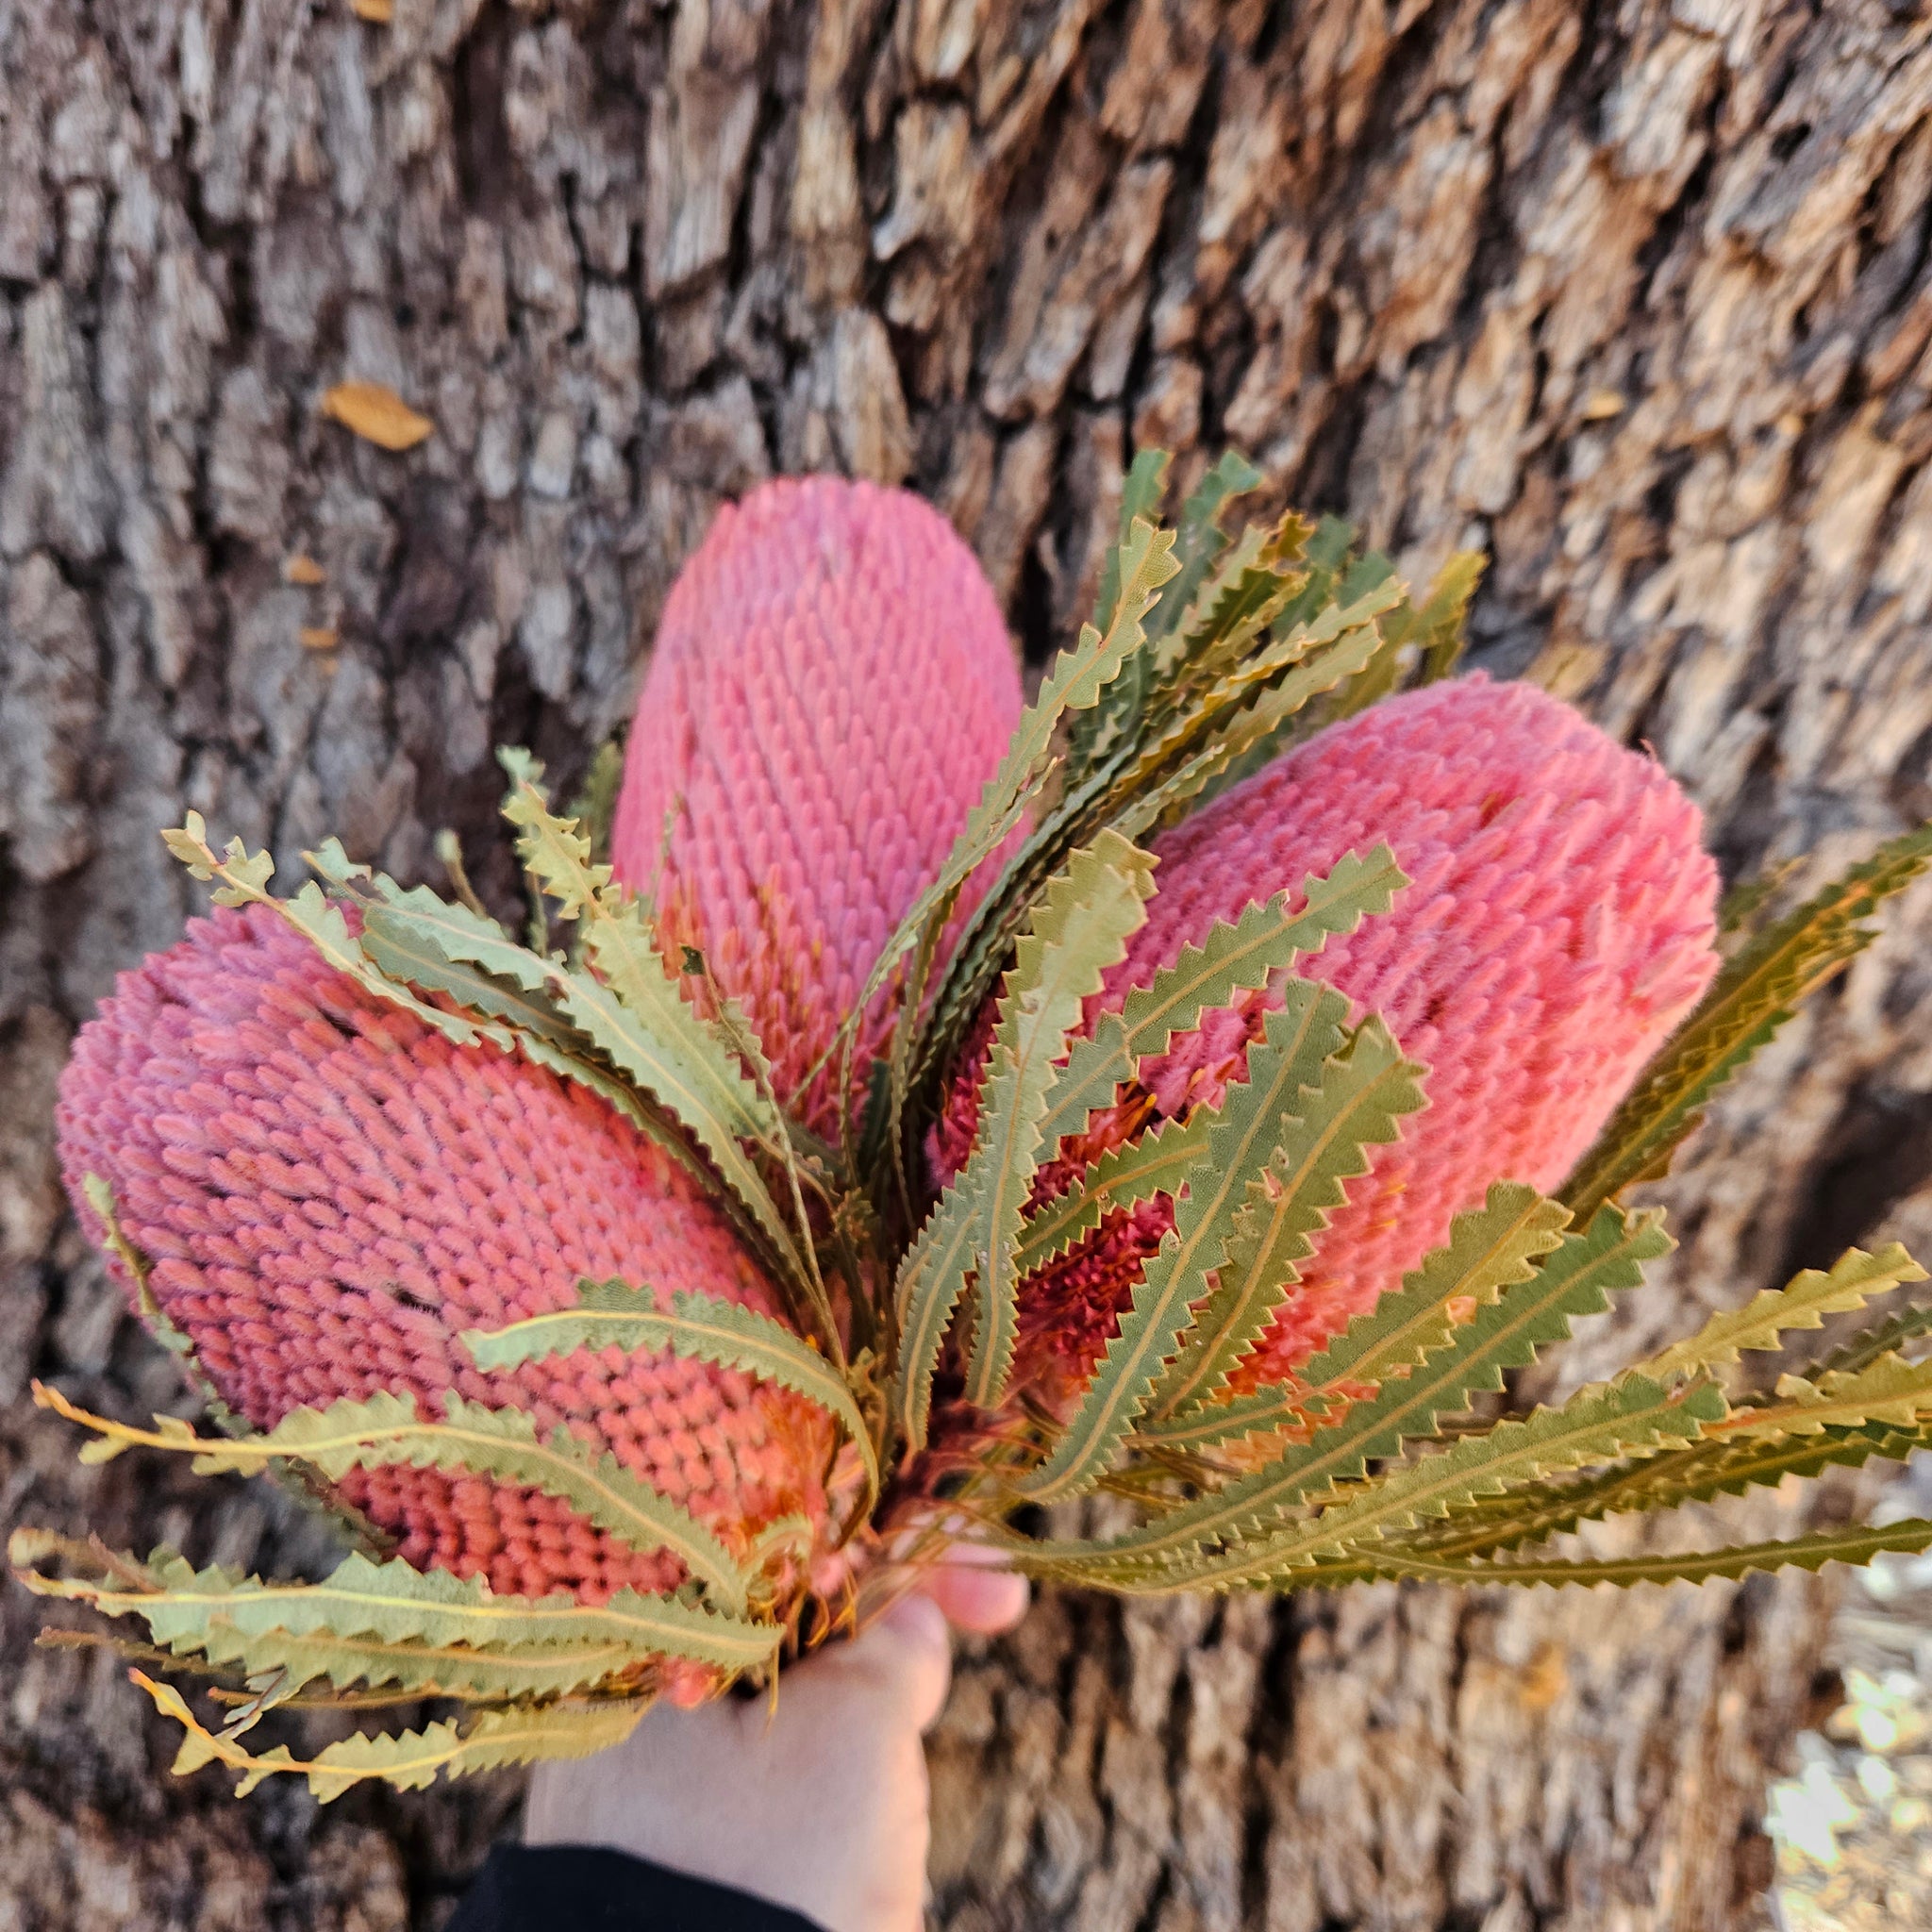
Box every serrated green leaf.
[200,1622,635,1704]
[912,558,1395,1095]
[311,844,772,1265]
[1125,608,1395,835]
[1565,824,1932,1219]
[495,765,782,1155]
[1255,1375,1724,1581]
[1815,1299,1932,1378]
[1141,1186,1573,1456]
[33,1548,640,1703]
[37,1547,777,1670]
[1022,1373,1723,1593]
[1319,625,1403,723]
[1402,1417,1932,1565]
[1071,453,1275,785]
[1320,548,1484,724]
[893,834,1158,1441]
[359,914,578,1045]
[496,747,611,912]
[1018,1203,1671,1575]
[494,759,821,1324]
[132,1670,647,1801]
[844,518,1181,1137]
[1132,1386,1304,1455]
[1633,1242,1926,1385]
[1348,1518,1932,1591]
[964,836,1159,1407]
[462,1280,877,1506]
[1035,848,1407,1161]
[569,740,626,870]
[1174,518,1361,808]
[1409,550,1485,684]
[308,841,530,978]
[34,1383,750,1613]
[550,968,816,1303]
[161,817,506,1054]
[1729,1350,1932,1438]
[1012,1108,1221,1274]
[1150,1019,1427,1419]
[1113,1377,1724,1593]
[1147,452,1267,648]
[1298,1184,1576,1400]
[1096,452,1174,641]
[1157,524,1302,695]
[1017,982,1357,1503]
[1098,575,1400,824]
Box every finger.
[919,1551,1030,1636]
[858,1590,954,1732]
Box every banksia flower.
[941,676,1723,1407]
[25,455,1932,1803]
[55,902,840,1612]
[612,475,1022,1131]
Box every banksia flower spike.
[940,676,1724,1410]
[56,902,841,1620]
[21,452,1932,1803]
[612,475,1023,1132]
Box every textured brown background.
[5,0,1932,1925]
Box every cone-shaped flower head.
[938,675,1722,1406]
[57,904,839,1609]
[612,475,1023,1133]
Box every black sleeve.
[445,1843,827,1932]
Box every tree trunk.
[4,0,1930,1924]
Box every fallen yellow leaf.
[350,0,393,17]
[300,627,341,651]
[321,381,433,452]
[284,554,326,586]
[1580,389,1625,422]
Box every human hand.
[523,1554,1029,1932]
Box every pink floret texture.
[936,676,1721,1408]
[57,901,837,1607]
[57,472,1723,1621]
[611,474,1023,1133]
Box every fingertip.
[920,1560,1030,1636]
[872,1591,954,1730]
[918,1542,1031,1635]
[875,1585,950,1661]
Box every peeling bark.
[4,1,1931,1924]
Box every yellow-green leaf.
[463,1280,877,1505]
[1150,1018,1428,1419]
[1564,824,1932,1218]
[33,1384,750,1614]
[893,833,1158,1441]
[1632,1243,1925,1385]
[1016,982,1358,1503]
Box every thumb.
[856,1589,954,1733]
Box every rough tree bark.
[4,1,1931,1926]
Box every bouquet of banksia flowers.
[18,454,1932,1799]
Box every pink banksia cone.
[56,903,841,1620]
[938,675,1722,1407]
[611,475,1023,1133]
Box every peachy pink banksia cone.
[936,675,1722,1413]
[55,903,843,1614]
[611,475,1023,1133]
